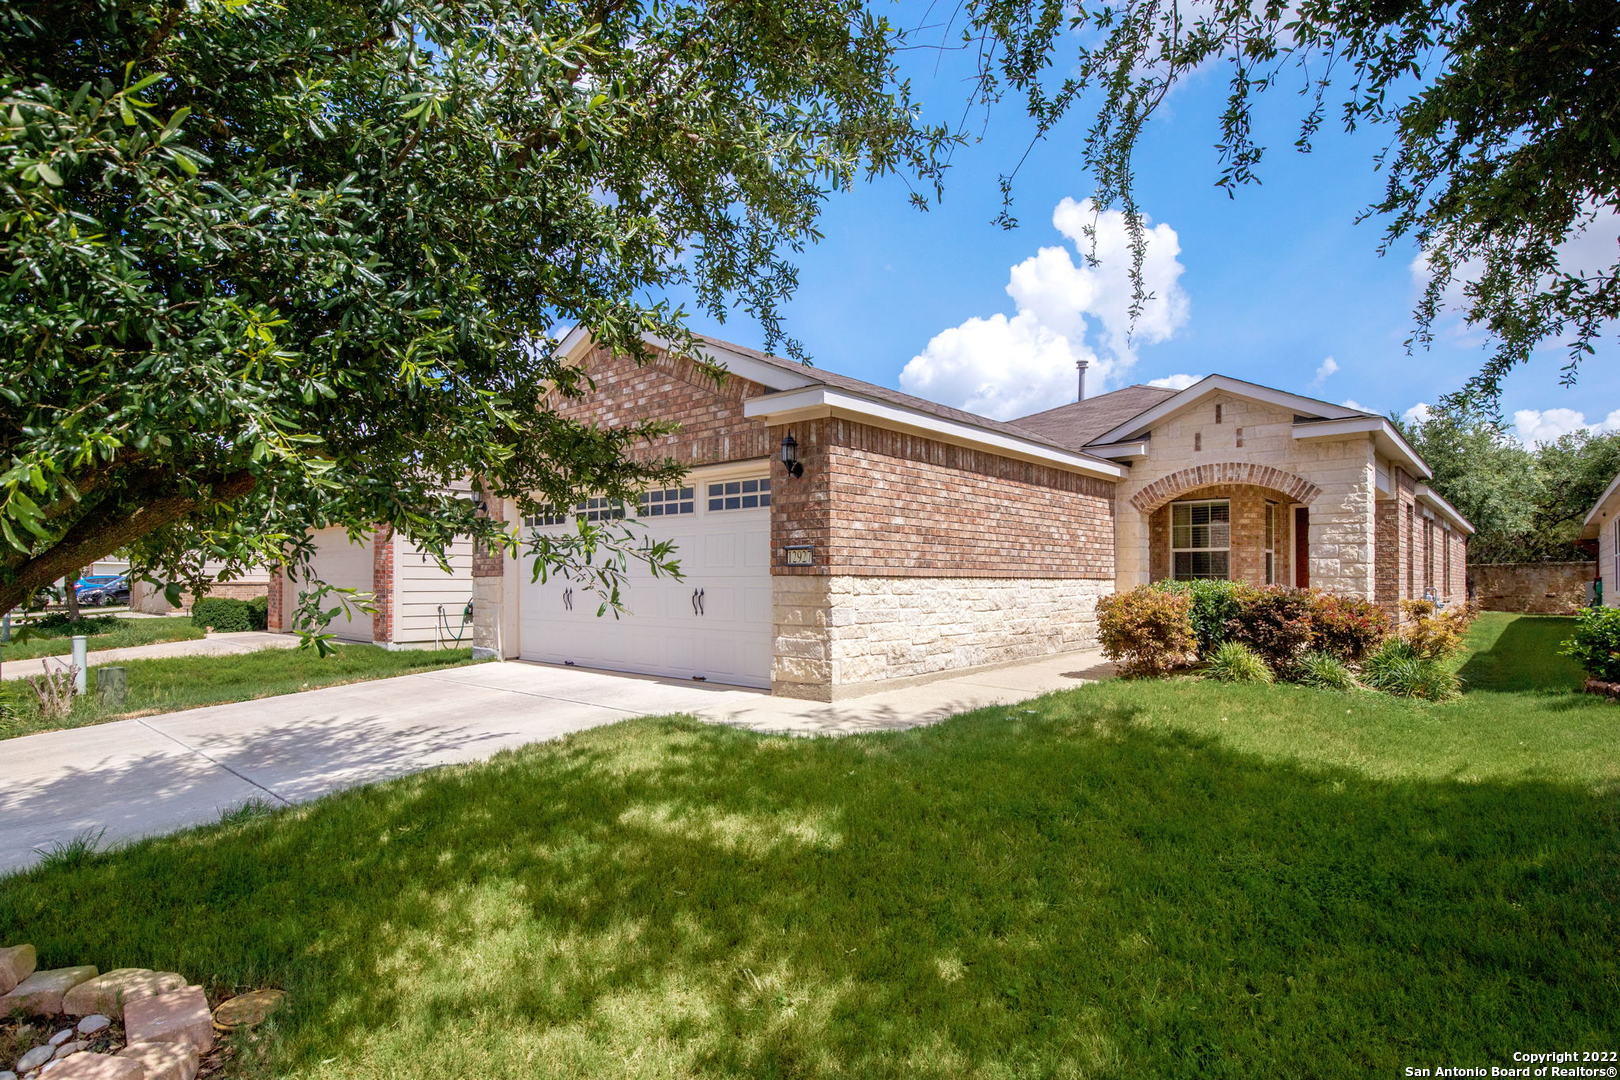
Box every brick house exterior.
[319,331,1471,698]
[1580,472,1620,606]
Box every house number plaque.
[784,545,814,566]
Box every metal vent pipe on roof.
[1076,358,1090,401]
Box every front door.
[1293,506,1310,588]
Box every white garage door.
[519,477,773,688]
[303,527,375,643]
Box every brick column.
[371,527,395,644]
[470,502,506,660]
[266,566,287,632]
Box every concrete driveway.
[0,651,1110,874]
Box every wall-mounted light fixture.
[780,434,804,478]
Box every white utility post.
[71,634,88,694]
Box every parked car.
[76,575,130,607]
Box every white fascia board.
[1090,374,1365,444]
[1293,416,1432,480]
[1580,471,1620,535]
[554,325,816,392]
[1085,439,1150,460]
[744,387,1126,480]
[1415,484,1475,535]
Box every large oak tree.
[0,0,944,618]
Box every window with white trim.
[1171,499,1231,580]
[638,486,695,517]
[523,506,567,529]
[707,476,771,511]
[1263,501,1278,584]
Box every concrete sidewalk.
[0,651,1111,873]
[2,631,297,681]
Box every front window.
[1172,499,1231,580]
[1263,501,1277,585]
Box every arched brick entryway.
[1130,462,1322,513]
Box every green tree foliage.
[0,0,944,618]
[966,0,1620,397]
[1398,409,1620,562]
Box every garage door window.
[707,477,771,511]
[639,486,696,517]
[523,506,568,529]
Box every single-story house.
[432,330,1473,700]
[266,526,475,649]
[128,561,270,614]
[1579,472,1620,605]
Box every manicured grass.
[0,616,1614,1078]
[0,614,204,662]
[0,645,481,740]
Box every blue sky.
[679,4,1618,444]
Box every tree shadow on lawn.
[1457,615,1584,693]
[0,705,1615,1079]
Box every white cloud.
[1402,402,1433,425]
[900,197,1189,419]
[1312,356,1338,387]
[1512,407,1620,446]
[1148,373,1202,390]
[1340,399,1371,413]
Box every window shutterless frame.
[1170,499,1231,580]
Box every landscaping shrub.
[1097,587,1197,677]
[191,596,268,633]
[1306,593,1390,662]
[1225,586,1314,673]
[1203,641,1273,683]
[1560,605,1620,683]
[1294,650,1357,691]
[1362,638,1461,701]
[1151,579,1244,657]
[1398,599,1478,660]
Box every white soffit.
[555,326,817,393]
[1415,484,1475,535]
[744,387,1126,480]
[1580,470,1620,536]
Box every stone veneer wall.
[1113,392,1379,598]
[774,576,1113,700]
[1471,562,1593,614]
[768,417,1115,699]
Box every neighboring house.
[1578,472,1620,605]
[453,331,1472,701]
[128,561,270,614]
[266,527,476,649]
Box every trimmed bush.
[1307,593,1390,662]
[1203,641,1273,683]
[191,596,269,633]
[1294,650,1357,692]
[1151,579,1244,657]
[1097,587,1197,677]
[1362,638,1461,701]
[1398,599,1477,660]
[1561,605,1620,682]
[1225,586,1314,673]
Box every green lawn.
[0,614,204,662]
[0,614,1614,1078]
[0,645,481,740]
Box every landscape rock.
[62,970,186,1019]
[29,1055,142,1080]
[47,1031,73,1048]
[0,945,36,995]
[16,1045,56,1073]
[211,988,285,1029]
[0,967,98,1016]
[51,1043,87,1061]
[73,1018,109,1037]
[2,1068,17,1080]
[113,1043,198,1080]
[122,987,213,1055]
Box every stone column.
[470,501,506,660]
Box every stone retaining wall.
[1470,561,1595,614]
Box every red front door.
[1293,506,1310,588]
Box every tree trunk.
[65,570,81,622]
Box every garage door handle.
[562,588,573,612]
[697,587,705,616]
[690,588,699,616]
